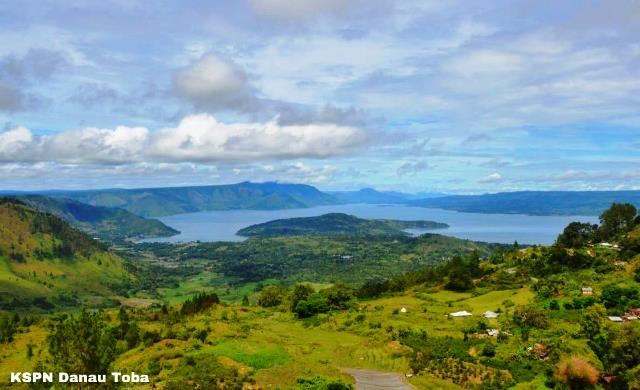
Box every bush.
[297,376,354,390]
[513,306,550,329]
[257,285,285,308]
[554,356,599,389]
[180,292,220,315]
[295,293,330,318]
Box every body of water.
[140,204,599,245]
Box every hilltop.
[237,213,448,237]
[0,198,133,310]
[17,195,178,241]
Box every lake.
[140,204,599,245]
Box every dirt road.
[342,368,415,390]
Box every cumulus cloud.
[478,172,504,183]
[172,55,257,112]
[0,114,366,164]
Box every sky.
[0,0,638,193]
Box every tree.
[512,306,550,329]
[0,315,17,343]
[599,203,637,240]
[180,292,220,315]
[445,256,473,292]
[47,310,116,376]
[290,284,314,311]
[294,293,330,318]
[321,282,354,310]
[556,222,598,248]
[257,285,284,308]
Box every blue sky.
[0,0,638,193]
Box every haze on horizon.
[0,0,638,193]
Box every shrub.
[554,356,599,389]
[257,285,285,308]
[180,292,220,315]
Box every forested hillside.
[18,195,178,241]
[0,198,132,310]
[237,213,448,237]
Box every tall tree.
[599,203,637,240]
[47,311,116,376]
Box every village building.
[623,308,640,321]
[484,310,499,319]
[450,310,472,317]
[400,307,407,313]
[608,316,624,323]
[581,287,593,295]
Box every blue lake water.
[140,204,599,245]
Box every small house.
[487,329,500,337]
[608,316,624,323]
[623,308,640,321]
[450,310,472,317]
[581,287,593,296]
[484,310,499,319]
[400,307,407,313]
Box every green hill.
[51,181,338,217]
[0,198,133,310]
[17,195,178,241]
[237,213,448,237]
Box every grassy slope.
[0,199,132,309]
[2,245,637,389]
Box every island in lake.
[236,212,449,237]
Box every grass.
[210,340,291,369]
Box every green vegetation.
[2,202,640,389]
[0,198,132,310]
[18,195,178,241]
[237,212,448,237]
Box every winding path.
[342,368,416,390]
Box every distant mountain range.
[410,191,640,216]
[237,213,448,237]
[46,181,336,217]
[3,183,639,219]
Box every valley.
[0,193,639,389]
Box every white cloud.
[478,172,504,183]
[0,114,366,164]
[173,55,256,111]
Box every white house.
[400,307,407,313]
[487,329,500,337]
[581,287,594,295]
[484,311,499,319]
[450,311,472,317]
[608,316,624,323]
